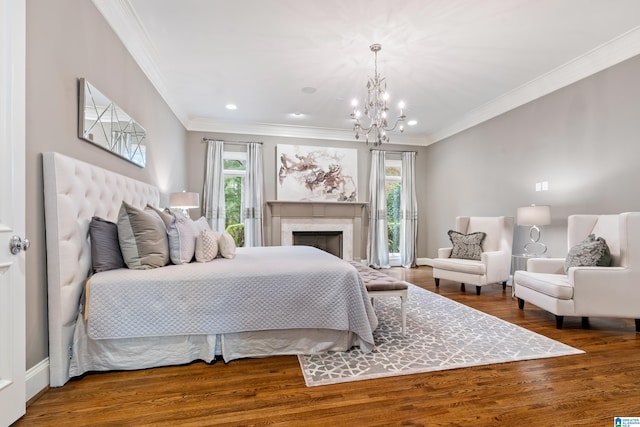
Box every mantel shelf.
[267,200,368,206]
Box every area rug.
[298,283,583,387]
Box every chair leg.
[582,317,590,329]
[517,298,525,309]
[460,283,465,292]
[475,286,481,296]
[434,278,440,288]
[635,319,640,333]
[555,315,564,329]
[502,281,507,291]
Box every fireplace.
[281,218,354,260]
[293,231,343,258]
[266,201,367,262]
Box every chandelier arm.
[382,121,403,132]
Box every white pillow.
[195,229,219,263]
[166,210,198,264]
[218,231,236,259]
[193,216,211,233]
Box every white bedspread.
[86,246,378,352]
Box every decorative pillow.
[218,231,237,259]
[564,234,612,273]
[195,228,219,262]
[448,230,486,261]
[166,210,198,265]
[145,204,173,229]
[193,216,211,233]
[117,202,170,269]
[89,216,125,273]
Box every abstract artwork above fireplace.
[276,144,358,202]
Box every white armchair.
[432,216,514,295]
[514,213,640,331]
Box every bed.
[43,152,377,387]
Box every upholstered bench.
[349,261,408,335]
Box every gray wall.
[25,0,188,369]
[185,132,430,258]
[424,54,640,258]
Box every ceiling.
[94,0,640,146]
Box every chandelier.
[350,43,406,146]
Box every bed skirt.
[69,313,356,377]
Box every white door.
[0,0,26,425]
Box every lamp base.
[524,241,547,256]
[523,225,547,256]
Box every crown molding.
[430,25,640,143]
[91,0,190,127]
[187,118,431,146]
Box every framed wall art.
[276,144,358,202]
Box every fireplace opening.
[293,231,343,259]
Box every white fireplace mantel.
[266,200,367,261]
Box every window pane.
[224,159,246,171]
[385,166,400,177]
[224,176,244,246]
[386,181,401,254]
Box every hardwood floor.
[16,267,640,426]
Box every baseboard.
[26,358,49,403]
[417,257,433,266]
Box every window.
[223,151,246,247]
[385,159,402,265]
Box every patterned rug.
[298,283,583,387]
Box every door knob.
[9,235,30,255]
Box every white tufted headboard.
[43,152,160,386]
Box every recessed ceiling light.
[225,104,237,110]
[301,87,317,94]
[290,112,305,118]
[407,120,418,126]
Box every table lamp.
[517,204,551,255]
[169,191,199,217]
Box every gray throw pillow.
[89,216,126,273]
[117,202,170,269]
[145,204,173,229]
[564,234,612,273]
[448,230,486,261]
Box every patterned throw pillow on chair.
[448,230,486,261]
[564,234,612,273]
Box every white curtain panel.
[400,151,418,268]
[203,140,226,232]
[242,142,264,247]
[367,150,390,268]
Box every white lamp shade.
[517,205,551,226]
[169,191,199,208]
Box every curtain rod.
[201,138,263,145]
[370,149,417,155]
